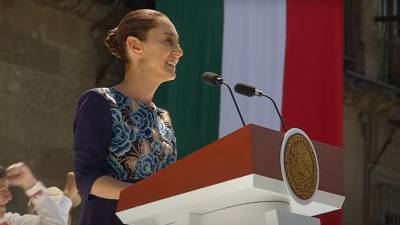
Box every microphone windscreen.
[202,72,222,86]
[234,83,256,97]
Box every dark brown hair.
[104,9,166,63]
[0,165,5,179]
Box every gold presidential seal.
[280,128,319,204]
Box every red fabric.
[282,0,343,224]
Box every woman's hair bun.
[104,27,122,59]
[103,9,166,63]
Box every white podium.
[116,125,345,225]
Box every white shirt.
[0,182,71,225]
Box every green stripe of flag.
[155,0,224,158]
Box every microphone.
[234,83,263,97]
[202,72,223,87]
[234,83,288,131]
[202,72,246,127]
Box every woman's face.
[139,16,183,82]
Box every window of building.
[378,0,400,86]
[372,172,400,225]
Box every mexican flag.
[155,0,343,224]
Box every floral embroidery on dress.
[94,87,177,182]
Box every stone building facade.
[345,0,400,225]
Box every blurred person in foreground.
[73,9,183,225]
[0,162,70,225]
[27,172,81,225]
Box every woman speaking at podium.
[72,9,183,225]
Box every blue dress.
[73,87,177,225]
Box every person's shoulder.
[157,107,173,127]
[156,107,170,116]
[80,87,110,99]
[78,88,117,108]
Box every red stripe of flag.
[282,0,344,224]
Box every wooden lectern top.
[117,124,344,213]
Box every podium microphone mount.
[234,83,288,132]
[202,72,246,127]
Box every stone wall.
[0,0,99,218]
[344,1,400,224]
[343,82,400,225]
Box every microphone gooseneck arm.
[259,93,288,132]
[221,81,246,127]
[202,72,246,127]
[234,83,288,132]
